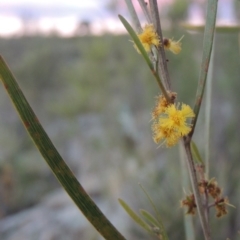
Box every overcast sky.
[0,0,126,36]
[0,0,107,7]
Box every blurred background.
[0,0,240,239]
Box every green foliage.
[118,198,152,233]
[167,0,188,23]
[191,141,204,165]
[140,209,159,227]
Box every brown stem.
[197,165,209,223]
[183,137,211,240]
[148,0,171,90]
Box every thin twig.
[137,0,152,23]
[179,144,196,240]
[197,164,210,223]
[208,203,216,208]
[183,138,211,240]
[205,184,210,224]
[148,0,171,90]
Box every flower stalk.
[183,138,211,240]
[149,0,171,90]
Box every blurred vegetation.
[167,0,189,23]
[0,26,239,239]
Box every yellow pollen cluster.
[152,95,169,120]
[152,96,195,147]
[136,24,160,53]
[163,36,183,54]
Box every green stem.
[179,144,195,240]
[0,56,126,240]
[190,0,218,137]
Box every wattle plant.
[0,0,236,239]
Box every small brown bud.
[181,194,197,215]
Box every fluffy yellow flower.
[152,95,169,120]
[160,104,195,136]
[152,103,195,147]
[163,36,183,54]
[151,92,177,120]
[152,123,180,147]
[136,24,160,53]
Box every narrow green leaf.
[190,0,218,137]
[118,198,151,233]
[190,141,204,165]
[118,14,153,70]
[140,209,159,227]
[139,184,169,240]
[0,56,126,240]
